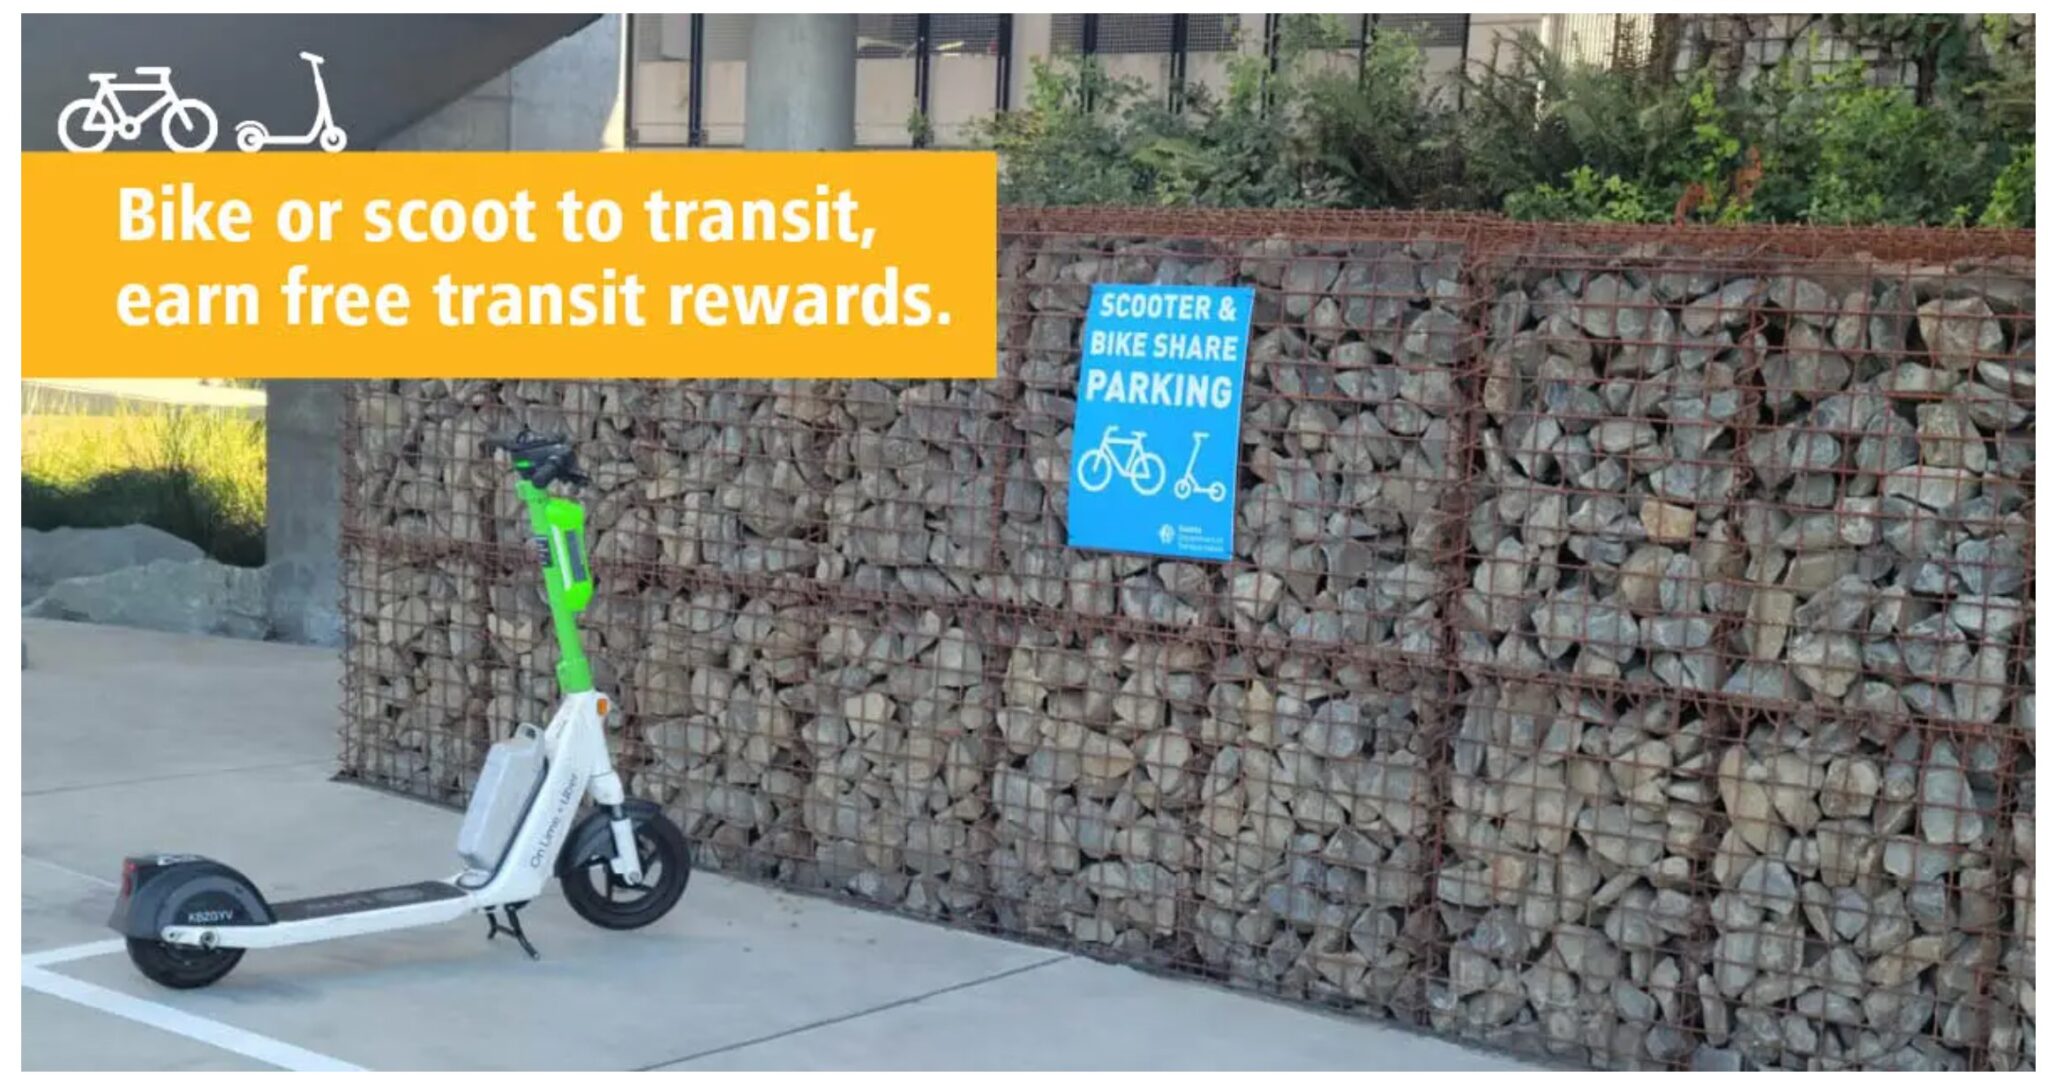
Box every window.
[856,13,918,59]
[627,15,692,146]
[625,13,1017,149]
[927,15,1004,145]
[1185,15,1238,53]
[1378,14,1470,49]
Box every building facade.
[624,13,1556,149]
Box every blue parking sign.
[1067,283,1253,561]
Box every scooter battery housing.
[457,726,547,874]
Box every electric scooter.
[108,431,690,989]
[234,51,347,152]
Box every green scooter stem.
[516,478,593,694]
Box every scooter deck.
[270,880,468,923]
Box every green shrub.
[1291,29,1458,208]
[22,408,266,566]
[1983,143,2036,227]
[1505,167,1662,223]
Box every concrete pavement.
[20,618,1538,1071]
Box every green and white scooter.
[109,430,691,988]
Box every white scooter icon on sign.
[1173,431,1228,502]
[235,52,347,152]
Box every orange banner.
[22,151,996,379]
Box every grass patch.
[23,408,266,566]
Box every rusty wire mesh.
[339,209,2035,1071]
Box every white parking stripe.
[23,956,366,1071]
[22,938,125,968]
[24,854,121,889]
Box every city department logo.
[1157,524,1175,545]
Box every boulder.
[21,524,203,602]
[27,558,268,640]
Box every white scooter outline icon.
[1173,431,1228,502]
[235,52,347,152]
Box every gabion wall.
[340,210,2035,1071]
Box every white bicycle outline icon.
[1074,425,1167,496]
[58,66,218,152]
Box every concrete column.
[743,14,855,149]
[266,380,343,646]
[1010,14,1054,107]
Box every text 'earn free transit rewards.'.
[22,151,995,378]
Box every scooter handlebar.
[482,428,586,488]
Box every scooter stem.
[517,479,593,694]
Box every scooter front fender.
[108,854,274,939]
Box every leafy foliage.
[1983,144,2036,229]
[979,21,2034,228]
[1504,167,1661,224]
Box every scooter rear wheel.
[125,937,244,989]
[559,810,690,930]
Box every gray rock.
[1881,466,1979,512]
[1952,644,2008,725]
[1723,662,1793,702]
[1573,273,1654,339]
[1964,380,2030,430]
[1530,587,1639,663]
[1743,588,1795,661]
[1916,402,1987,472]
[1399,307,1465,367]
[1682,279,1761,335]
[1465,538,1530,633]
[1976,358,2034,399]
[22,524,203,601]
[1919,740,1983,846]
[1762,335,1850,407]
[1857,410,1920,478]
[1901,614,1973,683]
[1281,259,1339,318]
[1643,614,1713,652]
[1579,804,1662,868]
[1787,632,1860,699]
[1954,535,2024,596]
[1917,297,2005,370]
[28,558,267,640]
[1735,856,1799,915]
[1950,594,2023,640]
[1820,757,1880,818]
[1592,419,1658,454]
[1769,275,1834,318]
[1794,576,1875,632]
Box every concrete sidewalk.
[20,619,1537,1071]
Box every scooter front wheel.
[559,809,690,930]
[125,937,244,989]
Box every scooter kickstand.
[484,904,540,960]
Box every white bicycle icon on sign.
[58,66,218,152]
[1075,426,1167,496]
